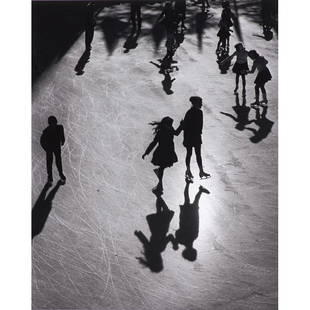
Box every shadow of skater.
[123,28,140,53]
[245,106,274,143]
[74,49,91,75]
[173,180,209,261]
[40,116,66,184]
[220,93,253,131]
[85,2,96,51]
[150,58,178,95]
[32,180,64,239]
[134,192,175,272]
[142,117,182,194]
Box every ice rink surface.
[32,2,278,309]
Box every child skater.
[247,50,272,107]
[221,42,249,95]
[142,117,182,194]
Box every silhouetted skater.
[130,1,142,31]
[245,106,274,143]
[220,93,253,131]
[135,192,175,272]
[85,3,96,50]
[216,1,235,53]
[247,50,272,108]
[261,0,274,41]
[181,97,210,180]
[32,180,64,239]
[174,0,186,30]
[142,117,182,194]
[221,43,249,95]
[123,29,140,53]
[216,47,230,74]
[173,180,209,261]
[40,116,66,183]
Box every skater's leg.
[241,74,246,94]
[46,151,53,182]
[85,25,94,50]
[255,84,260,103]
[234,74,240,93]
[185,146,193,178]
[193,186,210,205]
[195,144,211,178]
[261,83,267,102]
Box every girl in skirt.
[248,50,272,107]
[221,42,249,95]
[142,117,182,193]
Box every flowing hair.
[149,116,173,135]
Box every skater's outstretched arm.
[60,125,65,146]
[220,51,236,65]
[174,120,184,136]
[220,112,237,122]
[248,62,257,74]
[142,134,159,159]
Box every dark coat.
[40,125,65,151]
[183,108,203,147]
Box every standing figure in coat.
[40,116,66,184]
[182,96,210,180]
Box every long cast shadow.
[245,106,274,143]
[74,49,91,75]
[32,180,64,239]
[134,191,175,272]
[174,180,210,261]
[220,94,253,131]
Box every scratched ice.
[32,3,277,310]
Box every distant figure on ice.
[40,116,66,184]
[181,96,211,181]
[216,1,235,53]
[130,1,142,31]
[247,50,272,108]
[173,179,209,261]
[221,43,249,95]
[174,0,186,30]
[84,2,96,50]
[261,0,274,41]
[220,93,252,131]
[245,106,274,143]
[135,192,175,272]
[142,117,182,194]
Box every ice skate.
[185,169,194,181]
[250,102,260,109]
[59,173,66,182]
[199,171,211,179]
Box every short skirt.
[151,146,178,168]
[254,68,272,85]
[232,62,249,74]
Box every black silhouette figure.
[173,180,209,261]
[245,106,274,143]
[40,116,66,183]
[74,49,91,75]
[85,3,96,51]
[216,1,235,53]
[32,180,64,239]
[135,192,175,272]
[248,50,272,108]
[220,43,249,94]
[123,28,140,53]
[174,0,187,30]
[261,0,274,41]
[216,47,231,74]
[220,93,253,131]
[181,97,210,181]
[130,1,142,31]
[195,12,207,51]
[142,117,182,194]
[150,58,178,95]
